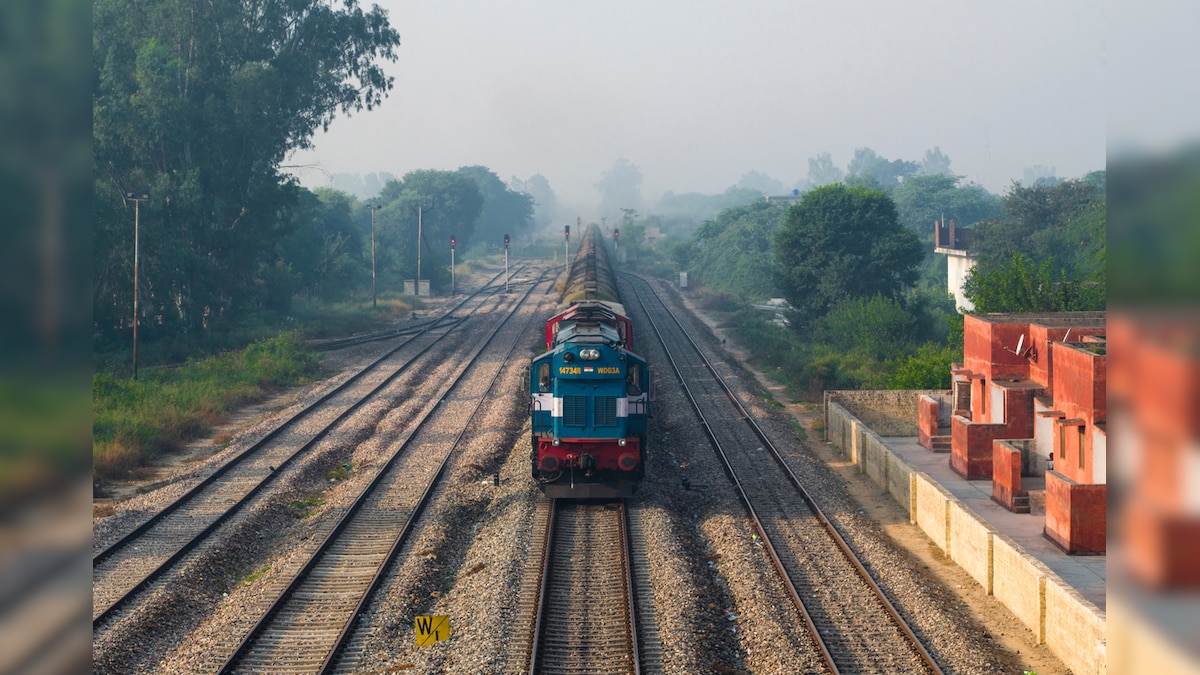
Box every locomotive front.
[530,318,648,499]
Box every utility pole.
[369,204,381,308]
[126,192,148,380]
[414,202,435,295]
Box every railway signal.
[564,224,571,273]
[504,233,510,292]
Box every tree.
[973,178,1104,274]
[736,170,785,196]
[891,174,1001,235]
[655,186,763,223]
[509,173,563,229]
[376,170,483,292]
[886,342,957,389]
[456,166,534,247]
[962,251,1105,313]
[806,152,844,187]
[595,159,644,220]
[688,201,787,300]
[845,147,918,189]
[773,184,923,324]
[1022,165,1061,186]
[818,295,917,362]
[918,146,954,176]
[93,0,401,337]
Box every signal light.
[614,228,619,240]
[450,234,456,249]
[564,225,570,238]
[504,233,510,247]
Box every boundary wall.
[825,400,1106,675]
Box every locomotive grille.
[594,396,617,427]
[562,396,587,426]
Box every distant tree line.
[92,0,540,357]
[661,148,1105,397]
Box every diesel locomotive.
[529,224,649,498]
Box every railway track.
[216,269,552,674]
[309,268,541,352]
[526,499,639,675]
[624,274,942,675]
[92,268,523,629]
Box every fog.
[288,0,1106,213]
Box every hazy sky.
[288,0,1107,209]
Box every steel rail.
[93,270,509,627]
[318,269,552,673]
[627,273,943,675]
[623,275,838,674]
[219,270,548,673]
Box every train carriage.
[530,224,649,498]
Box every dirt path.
[677,291,1066,674]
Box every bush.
[886,342,958,389]
[93,332,322,481]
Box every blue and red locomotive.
[529,224,649,498]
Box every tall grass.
[93,331,321,482]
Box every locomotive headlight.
[618,438,627,446]
[552,438,560,446]
[580,348,600,361]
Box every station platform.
[885,436,1106,610]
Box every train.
[529,223,649,498]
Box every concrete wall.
[826,403,915,508]
[948,500,996,593]
[825,390,950,437]
[1046,577,1107,675]
[913,472,952,551]
[992,533,1051,642]
[825,398,1106,674]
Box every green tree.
[962,251,1105,313]
[846,147,918,190]
[376,170,483,292]
[918,147,953,176]
[886,342,958,389]
[456,166,534,247]
[973,178,1103,271]
[688,201,787,300]
[509,173,563,229]
[807,151,845,187]
[891,174,1001,235]
[277,188,364,301]
[817,295,917,362]
[93,0,400,339]
[773,184,923,324]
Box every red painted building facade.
[948,312,1107,553]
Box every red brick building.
[947,312,1107,553]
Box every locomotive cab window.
[626,364,642,396]
[538,362,551,392]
